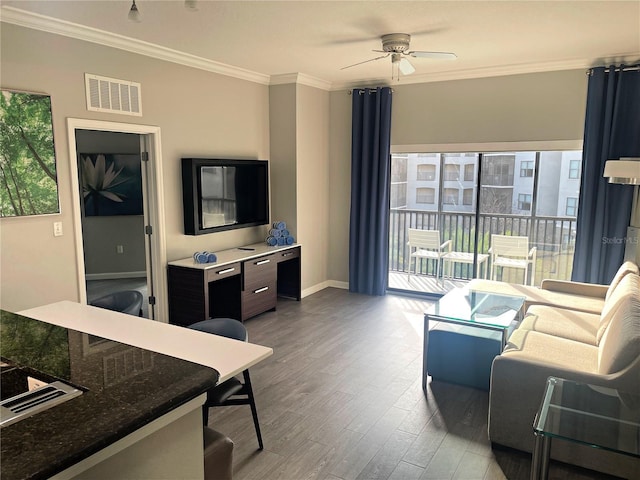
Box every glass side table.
[422,287,525,390]
[531,376,640,480]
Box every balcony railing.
[389,209,577,287]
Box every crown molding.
[329,54,640,91]
[4,6,637,93]
[0,6,271,85]
[270,73,332,91]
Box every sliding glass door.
[388,150,581,295]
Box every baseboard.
[301,280,348,298]
[85,272,147,281]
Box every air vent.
[85,73,142,116]
[0,381,82,427]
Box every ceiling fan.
[342,33,457,79]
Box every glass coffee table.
[422,287,525,390]
[531,376,640,480]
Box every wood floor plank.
[204,288,621,480]
[388,461,426,480]
[355,430,417,480]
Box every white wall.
[296,84,330,291]
[0,22,591,310]
[0,24,271,312]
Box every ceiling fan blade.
[399,57,415,75]
[409,51,457,60]
[341,54,390,70]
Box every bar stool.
[189,318,264,450]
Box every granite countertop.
[0,309,220,480]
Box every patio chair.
[407,229,451,284]
[489,234,537,286]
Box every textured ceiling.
[2,0,639,89]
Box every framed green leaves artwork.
[0,90,60,217]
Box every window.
[565,197,578,216]
[483,155,514,186]
[417,164,436,181]
[463,188,474,205]
[518,193,532,211]
[443,164,460,181]
[569,159,580,179]
[520,161,534,177]
[464,164,475,182]
[416,187,435,204]
[443,188,458,205]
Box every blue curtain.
[572,65,640,284]
[349,87,393,295]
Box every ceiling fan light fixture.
[128,0,141,22]
[399,57,416,75]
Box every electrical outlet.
[53,221,63,237]
[116,245,124,254]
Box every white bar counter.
[19,301,273,383]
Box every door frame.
[67,118,168,322]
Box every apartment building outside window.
[520,161,534,177]
[518,193,532,211]
[569,159,581,179]
[443,188,458,205]
[417,164,436,181]
[416,187,435,204]
[388,150,582,293]
[566,197,578,216]
[483,155,514,186]
[464,164,475,182]
[444,164,460,181]
[463,188,474,205]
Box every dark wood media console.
[167,243,301,326]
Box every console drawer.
[241,281,277,320]
[276,247,300,263]
[207,262,241,282]
[243,254,277,291]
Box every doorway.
[67,119,167,322]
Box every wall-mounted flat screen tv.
[182,158,269,235]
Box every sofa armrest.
[540,279,607,298]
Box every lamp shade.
[603,158,640,185]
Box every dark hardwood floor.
[207,288,618,480]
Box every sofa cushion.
[605,261,639,301]
[598,293,640,375]
[597,273,640,343]
[468,279,605,313]
[503,329,599,373]
[519,306,599,345]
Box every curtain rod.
[347,88,394,95]
[587,65,640,75]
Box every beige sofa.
[469,262,640,478]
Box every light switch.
[53,221,63,237]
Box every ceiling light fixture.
[128,0,140,22]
